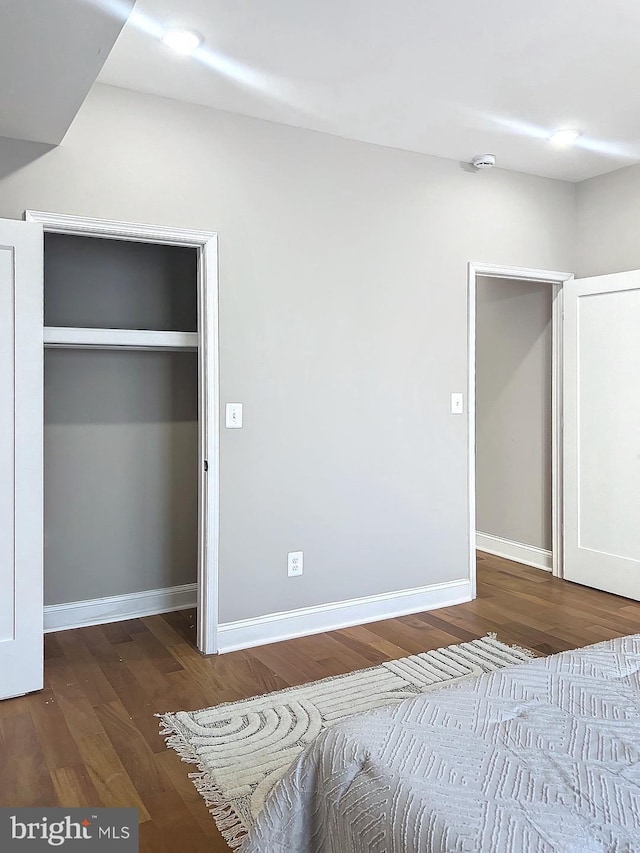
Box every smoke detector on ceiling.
[471,154,496,170]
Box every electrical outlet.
[287,551,303,577]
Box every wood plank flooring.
[2,552,639,851]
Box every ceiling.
[97,0,640,182]
[0,0,135,146]
[4,0,638,183]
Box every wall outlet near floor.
[287,551,303,577]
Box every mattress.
[242,634,640,852]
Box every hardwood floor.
[1,553,639,851]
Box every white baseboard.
[217,578,472,654]
[476,532,552,572]
[44,583,198,632]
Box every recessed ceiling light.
[549,128,582,148]
[161,28,202,55]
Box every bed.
[242,634,640,852]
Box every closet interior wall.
[43,233,199,608]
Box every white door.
[0,218,44,700]
[563,270,640,599]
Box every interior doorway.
[467,263,573,596]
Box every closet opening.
[29,212,219,655]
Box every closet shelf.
[43,327,198,352]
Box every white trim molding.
[217,579,472,654]
[24,210,215,246]
[44,583,198,633]
[476,533,552,572]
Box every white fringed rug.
[159,634,535,848]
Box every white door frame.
[25,210,220,654]
[467,262,573,596]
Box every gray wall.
[44,350,198,604]
[0,84,575,622]
[476,276,553,550]
[576,162,640,276]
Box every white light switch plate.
[450,392,464,414]
[225,402,243,428]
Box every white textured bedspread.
[243,635,640,852]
